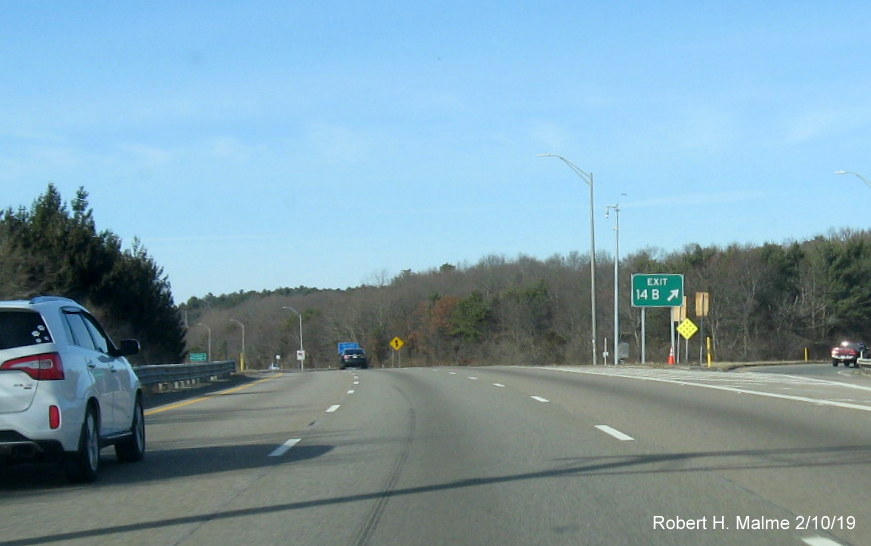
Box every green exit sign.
[631,274,684,307]
[190,352,208,362]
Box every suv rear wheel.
[62,405,100,483]
[115,397,145,462]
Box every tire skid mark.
[353,385,416,546]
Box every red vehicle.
[831,341,866,367]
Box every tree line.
[5,185,869,368]
[183,229,871,368]
[0,185,186,364]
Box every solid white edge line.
[326,404,341,413]
[802,536,844,546]
[269,438,301,457]
[595,425,635,441]
[543,367,871,413]
[531,396,549,403]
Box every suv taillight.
[1,353,65,380]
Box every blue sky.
[3,2,871,303]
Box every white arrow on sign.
[667,289,680,302]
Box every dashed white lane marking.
[469,376,478,380]
[493,383,506,388]
[802,536,844,546]
[326,405,341,413]
[269,438,301,457]
[531,396,549,403]
[449,372,458,375]
[347,390,355,394]
[595,425,635,441]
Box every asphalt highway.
[742,361,871,382]
[2,365,870,545]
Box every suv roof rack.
[28,295,77,304]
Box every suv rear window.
[0,310,53,349]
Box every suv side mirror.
[114,339,141,357]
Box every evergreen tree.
[0,185,185,363]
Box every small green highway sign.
[631,274,684,307]
[190,352,208,362]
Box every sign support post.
[695,292,710,366]
[640,309,646,364]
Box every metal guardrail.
[133,360,237,393]
[857,357,871,372]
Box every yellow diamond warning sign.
[390,337,405,351]
[677,319,699,340]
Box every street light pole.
[538,153,598,365]
[835,170,871,189]
[229,319,245,371]
[196,323,211,362]
[282,306,304,371]
[606,200,623,365]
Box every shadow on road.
[5,442,870,544]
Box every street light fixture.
[835,170,871,189]
[195,323,211,362]
[606,196,625,365]
[538,153,598,365]
[282,306,304,371]
[229,319,245,371]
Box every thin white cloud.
[779,103,871,145]
[117,143,174,167]
[306,123,375,163]
[144,233,275,244]
[625,190,768,209]
[208,137,256,161]
[529,121,577,153]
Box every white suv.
[0,296,144,482]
